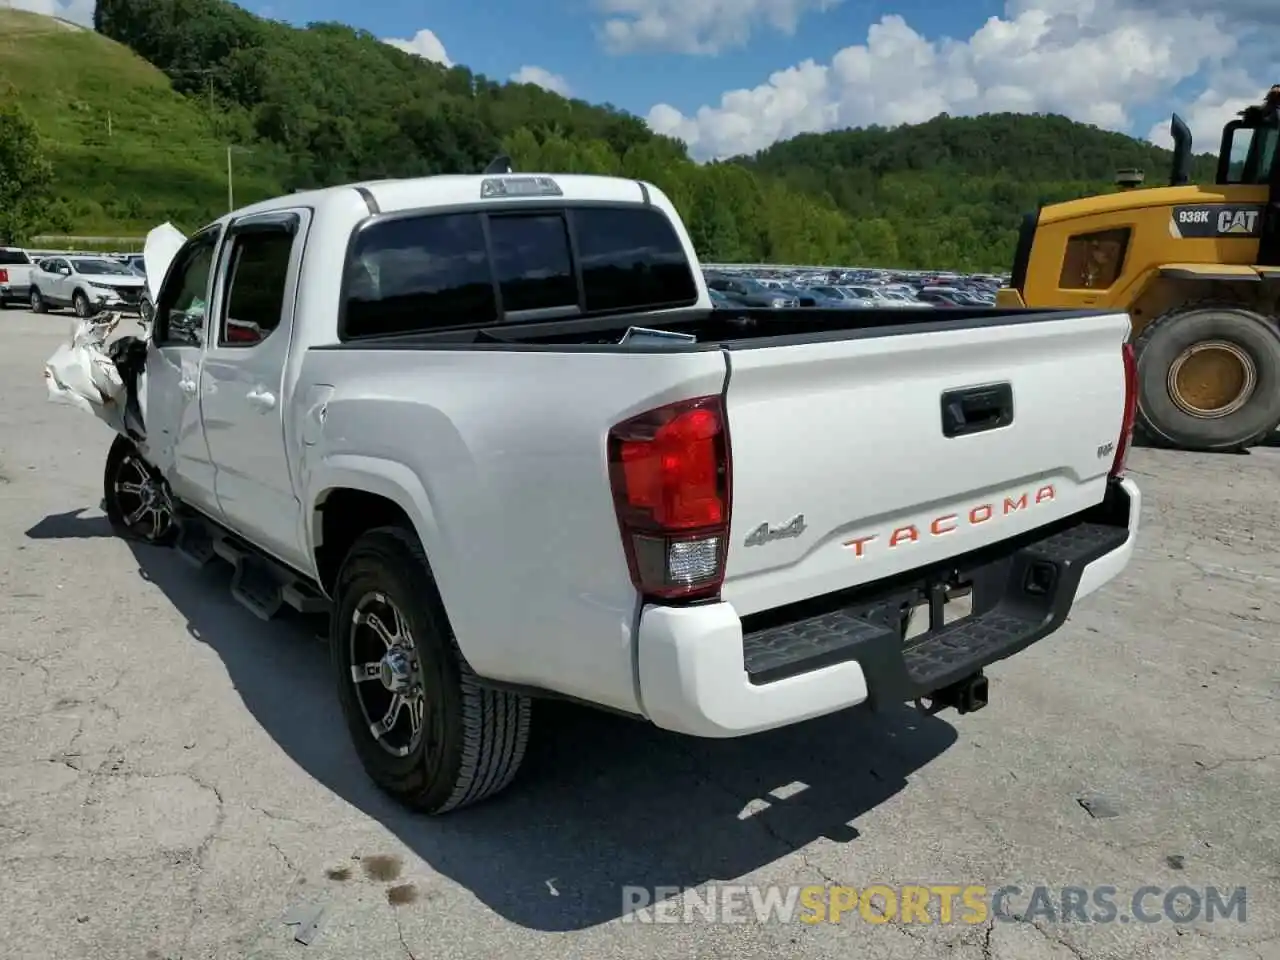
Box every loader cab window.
[1221,123,1279,185]
[1260,128,1279,183]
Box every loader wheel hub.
[1168,340,1256,419]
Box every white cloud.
[510,65,571,96]
[8,0,95,27]
[646,0,1266,160]
[596,0,841,55]
[1146,69,1260,150]
[383,28,452,67]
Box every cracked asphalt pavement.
[1,309,1277,959]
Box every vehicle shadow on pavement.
[29,512,960,932]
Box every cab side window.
[217,226,295,347]
[155,233,219,348]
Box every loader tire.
[331,525,531,814]
[1133,302,1280,452]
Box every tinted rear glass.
[0,249,31,266]
[344,213,496,338]
[341,203,697,338]
[488,214,577,312]
[574,207,697,312]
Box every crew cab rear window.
[342,205,698,338]
[0,249,31,266]
[488,214,577,312]
[344,213,497,338]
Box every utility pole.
[107,111,112,137]
[227,145,252,212]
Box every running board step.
[172,513,332,621]
[175,520,216,568]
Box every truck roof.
[226,173,656,222]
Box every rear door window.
[218,226,295,347]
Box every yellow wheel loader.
[997,87,1280,452]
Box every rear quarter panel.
[297,346,727,715]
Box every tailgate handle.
[940,383,1013,437]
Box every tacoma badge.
[744,514,807,547]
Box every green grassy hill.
[0,8,284,237]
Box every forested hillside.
[5,0,1224,269]
[733,113,1219,270]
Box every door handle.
[179,379,197,396]
[247,388,277,410]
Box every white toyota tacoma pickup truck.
[81,172,1141,814]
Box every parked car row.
[703,264,1007,310]
[0,245,147,315]
[10,241,1008,318]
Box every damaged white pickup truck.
[47,172,1141,814]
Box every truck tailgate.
[721,311,1129,616]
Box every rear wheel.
[330,526,531,814]
[29,288,45,313]
[1134,303,1280,451]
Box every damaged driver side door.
[146,226,222,517]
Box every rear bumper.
[637,477,1140,738]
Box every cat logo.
[1218,209,1260,234]
[1170,204,1265,239]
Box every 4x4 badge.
[744,515,806,547]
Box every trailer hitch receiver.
[916,671,989,716]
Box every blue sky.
[32,0,1273,161]
[245,0,1268,160]
[253,0,1004,124]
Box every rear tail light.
[608,395,731,602]
[1110,341,1137,478]
[0,269,8,283]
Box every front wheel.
[103,435,177,544]
[331,526,531,814]
[1134,303,1280,452]
[73,291,95,319]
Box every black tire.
[1134,302,1280,452]
[139,294,154,326]
[330,525,531,814]
[103,435,178,544]
[73,290,94,319]
[29,288,46,313]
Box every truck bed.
[314,304,1097,349]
